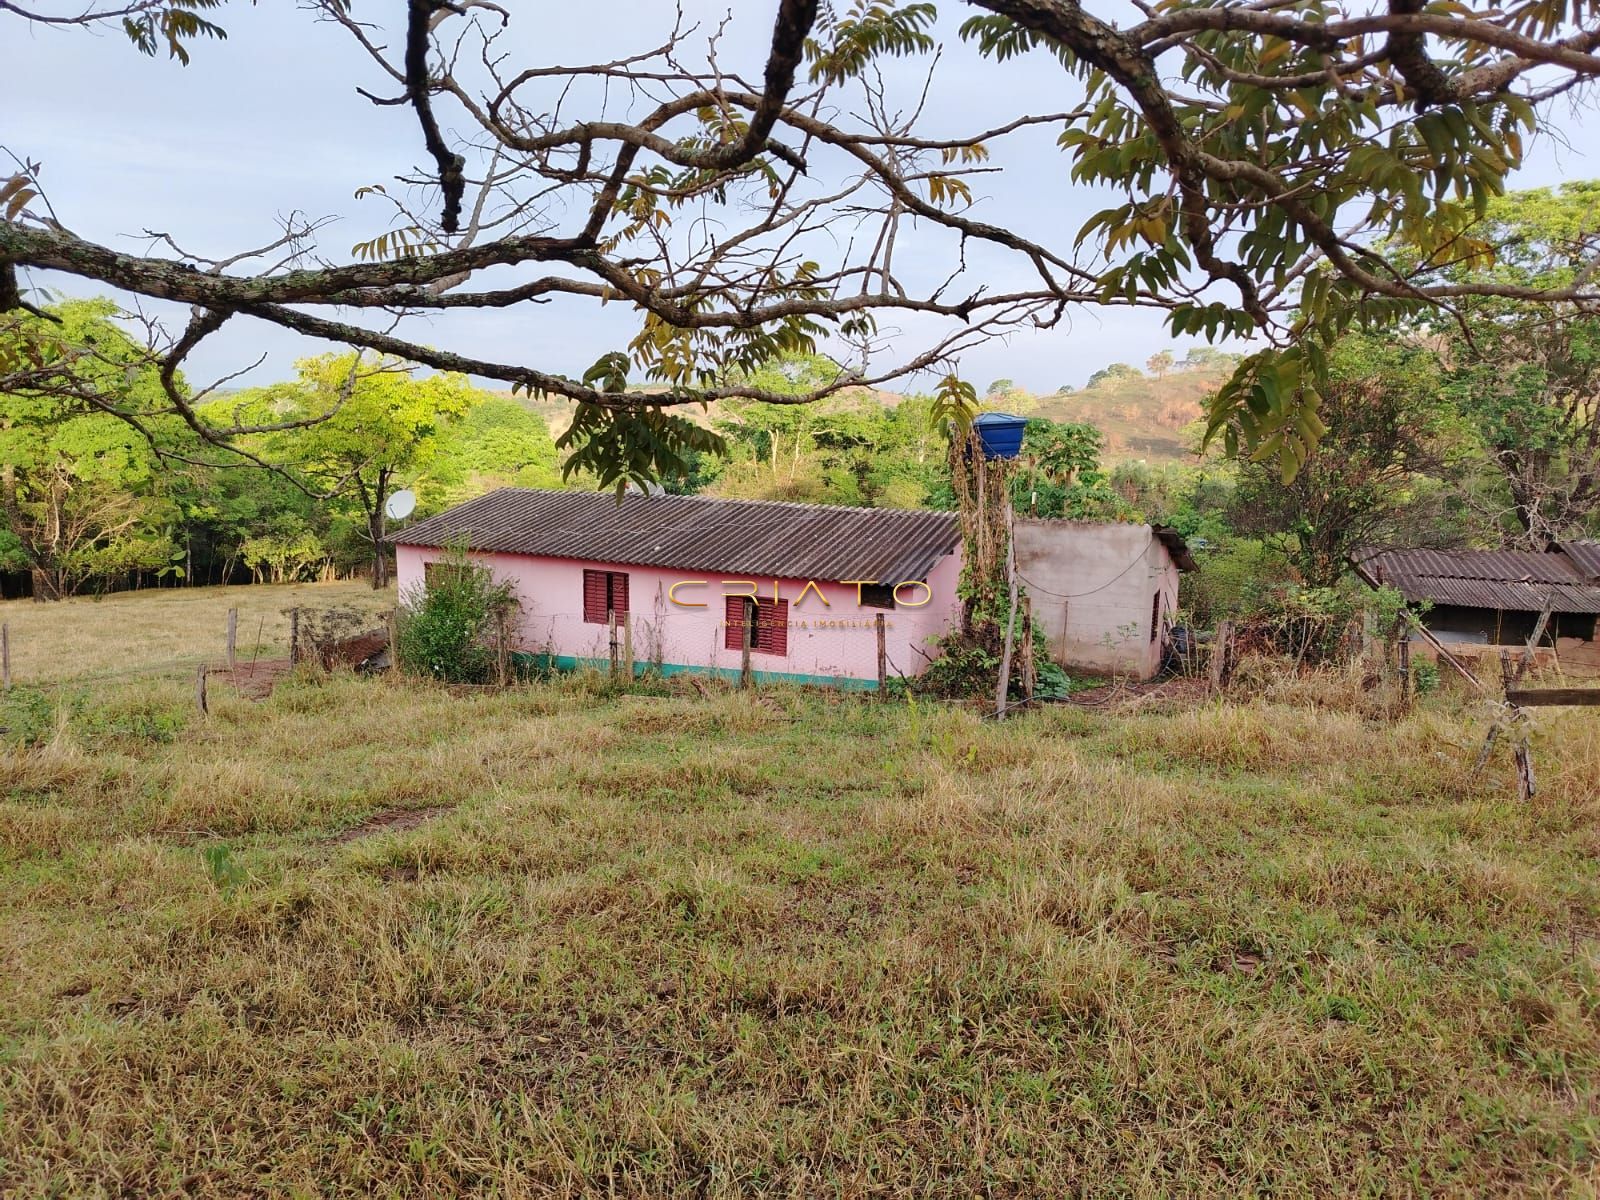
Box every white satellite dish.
[384,489,417,520]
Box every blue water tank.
[973,412,1028,459]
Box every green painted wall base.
[512,652,881,691]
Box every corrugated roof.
[393,488,961,584]
[1559,540,1600,583]
[1152,525,1198,572]
[1350,545,1600,614]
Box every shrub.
[913,636,1001,700]
[914,620,1070,701]
[203,843,247,896]
[1182,537,1296,628]
[396,550,519,683]
[0,687,56,749]
[1412,660,1441,696]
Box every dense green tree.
[0,302,178,599]
[424,396,563,510]
[1182,348,1239,372]
[1228,339,1468,586]
[1014,419,1131,520]
[1086,363,1142,389]
[1429,182,1600,545]
[273,355,475,589]
[711,354,842,493]
[168,456,324,585]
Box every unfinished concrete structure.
[1014,520,1195,679]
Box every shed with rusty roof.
[1350,543,1600,647]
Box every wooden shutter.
[726,597,787,655]
[724,596,749,650]
[583,569,609,623]
[754,598,788,656]
[585,570,630,623]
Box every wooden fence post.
[1209,619,1236,692]
[623,612,634,681]
[226,607,238,673]
[288,608,300,667]
[994,501,1019,720]
[875,612,887,696]
[740,603,753,690]
[1397,633,1411,706]
[1496,650,1537,802]
[194,663,208,716]
[2,623,9,692]
[608,610,619,678]
[1020,594,1036,703]
[386,609,401,675]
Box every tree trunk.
[356,470,391,591]
[368,506,388,589]
[1,464,59,602]
[29,566,65,602]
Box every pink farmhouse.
[392,488,1192,686]
[392,489,964,688]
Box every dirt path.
[328,805,452,845]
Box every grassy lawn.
[1,586,1598,1195]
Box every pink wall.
[395,544,963,685]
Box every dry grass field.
[1,585,1598,1195]
[0,581,395,684]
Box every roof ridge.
[477,485,956,520]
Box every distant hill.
[503,384,905,438]
[1024,362,1235,463]
[504,362,1233,466]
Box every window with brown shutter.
[582,569,629,623]
[724,596,750,651]
[755,598,788,655]
[723,596,788,656]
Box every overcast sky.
[6,2,1594,397]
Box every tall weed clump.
[395,550,519,683]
